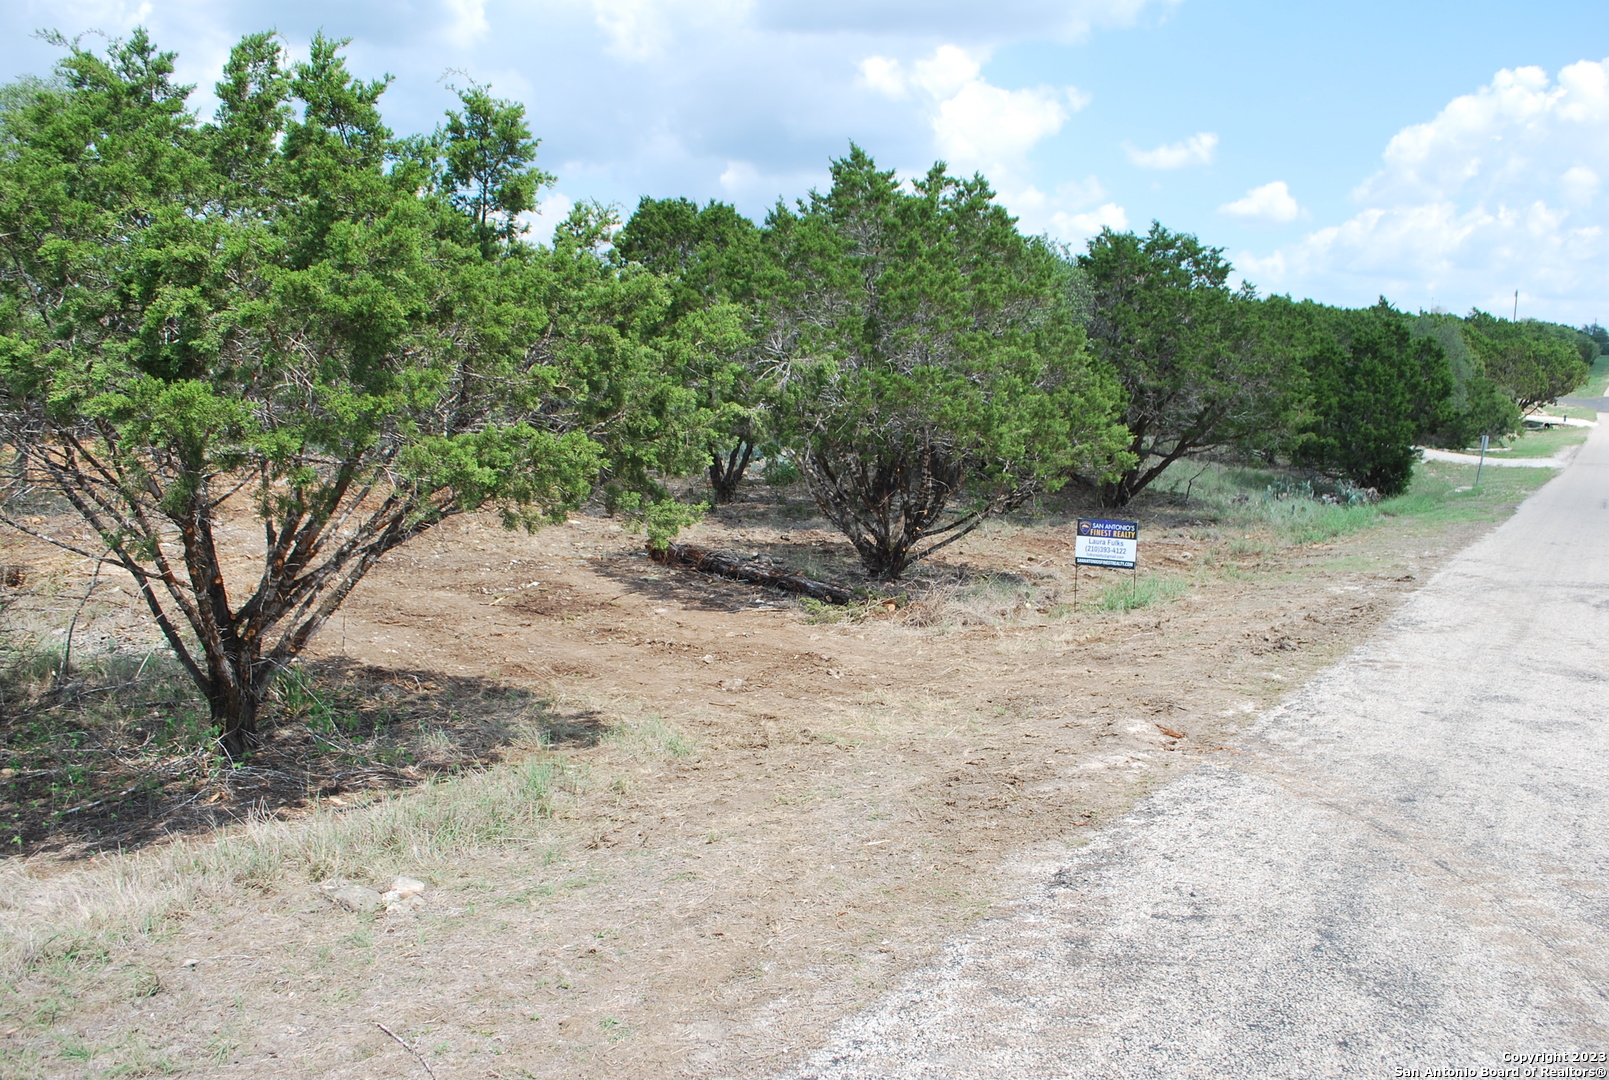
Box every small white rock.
[391,876,427,898]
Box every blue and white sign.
[1075,518,1138,569]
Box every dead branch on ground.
[649,542,855,604]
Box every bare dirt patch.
[0,464,1543,1079]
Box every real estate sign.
[1075,518,1138,569]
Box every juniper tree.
[616,197,769,503]
[1463,311,1590,413]
[1079,225,1298,506]
[0,32,703,755]
[1289,300,1454,495]
[762,147,1128,580]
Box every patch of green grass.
[1095,575,1187,612]
[1382,460,1553,525]
[800,597,867,624]
[276,664,362,734]
[603,717,693,760]
[1154,464,1383,545]
[1575,353,1609,397]
[205,1030,240,1067]
[0,749,594,998]
[55,1033,94,1063]
[1224,534,1274,557]
[1260,496,1383,545]
[1492,423,1588,459]
[1154,454,1554,544]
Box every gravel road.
[782,425,1609,1079]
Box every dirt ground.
[0,468,1537,1079]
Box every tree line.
[0,34,1598,753]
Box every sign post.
[1073,518,1139,609]
[1475,433,1489,487]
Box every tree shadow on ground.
[0,654,604,859]
[591,480,1130,612]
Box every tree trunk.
[207,644,268,759]
[1098,473,1137,508]
[708,442,754,504]
[866,548,910,582]
[800,440,972,582]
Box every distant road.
[784,424,1609,1078]
[1420,446,1572,467]
[1559,396,1609,410]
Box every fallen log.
[649,542,855,604]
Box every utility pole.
[1513,290,1519,321]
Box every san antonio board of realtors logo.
[1074,518,1138,569]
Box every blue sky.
[3,0,1606,324]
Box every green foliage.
[1096,575,1186,612]
[1079,224,1302,506]
[439,80,554,251]
[1463,310,1590,412]
[0,32,698,754]
[1408,313,1521,446]
[763,146,1129,579]
[1288,300,1453,496]
[760,451,800,487]
[616,196,769,502]
[614,489,707,551]
[616,196,766,318]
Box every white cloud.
[1125,132,1217,169]
[854,45,1099,237]
[588,0,747,62]
[858,45,1087,181]
[859,55,906,98]
[1560,165,1599,206]
[1248,58,1609,321]
[1219,180,1302,224]
[443,0,488,47]
[1052,201,1129,239]
[0,0,1156,270]
[912,44,981,99]
[43,0,152,30]
[590,0,672,60]
[1055,175,1109,207]
[719,161,755,190]
[531,191,576,241]
[933,81,1077,170]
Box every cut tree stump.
[649,542,855,604]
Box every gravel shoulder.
[787,428,1609,1079]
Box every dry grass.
[0,745,593,982]
[0,454,1561,1079]
[0,623,611,858]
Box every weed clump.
[1096,576,1186,612]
